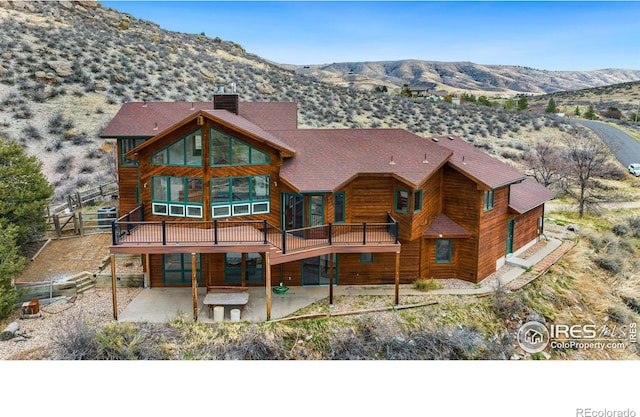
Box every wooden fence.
[48,181,118,217]
[49,208,119,238]
[15,271,96,303]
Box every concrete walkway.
[117,237,574,323]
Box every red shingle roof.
[99,101,297,138]
[432,135,526,189]
[273,129,452,192]
[509,177,556,214]
[423,213,472,238]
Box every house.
[100,94,554,320]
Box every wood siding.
[513,205,544,251]
[477,186,511,280]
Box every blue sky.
[101,1,640,71]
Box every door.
[506,219,515,255]
[301,254,337,285]
[308,194,327,239]
[282,193,304,235]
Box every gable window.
[334,191,346,223]
[151,129,202,166]
[152,176,203,218]
[120,138,145,167]
[210,128,270,166]
[211,175,270,218]
[414,189,423,213]
[436,239,452,264]
[394,189,409,214]
[483,190,495,211]
[163,253,201,285]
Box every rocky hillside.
[290,61,640,95]
[0,0,622,201]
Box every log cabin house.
[100,94,555,320]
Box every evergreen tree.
[517,95,529,111]
[584,105,597,120]
[0,223,24,319]
[0,139,53,245]
[545,98,557,113]
[575,106,581,117]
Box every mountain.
[0,0,631,201]
[289,61,640,95]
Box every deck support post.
[329,254,334,306]
[394,251,400,305]
[265,251,271,321]
[110,254,118,320]
[145,253,151,288]
[240,253,246,287]
[192,252,198,322]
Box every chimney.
[213,91,239,115]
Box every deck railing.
[111,206,399,255]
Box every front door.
[301,254,337,285]
[506,219,515,255]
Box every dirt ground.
[16,233,112,283]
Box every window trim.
[483,190,495,211]
[211,175,270,218]
[151,176,204,218]
[334,191,346,223]
[162,253,201,285]
[151,129,203,167]
[413,189,423,213]
[120,138,145,167]
[394,189,409,214]
[435,238,452,264]
[210,127,270,167]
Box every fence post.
[72,212,80,234]
[263,219,268,244]
[282,229,287,254]
[162,220,167,245]
[76,192,82,209]
[395,221,399,244]
[363,222,367,245]
[78,212,84,236]
[53,214,61,238]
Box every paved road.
[572,120,640,168]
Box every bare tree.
[560,131,610,218]
[523,137,562,188]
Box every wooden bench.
[204,286,249,318]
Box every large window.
[483,190,495,211]
[120,138,145,167]
[152,176,203,218]
[436,239,452,264]
[334,191,345,223]
[163,253,201,285]
[210,128,269,166]
[211,175,270,218]
[151,129,202,166]
[394,189,409,214]
[224,253,264,284]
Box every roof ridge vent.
[448,135,455,140]
[431,137,439,142]
[422,153,429,164]
[389,155,396,165]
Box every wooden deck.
[110,223,400,263]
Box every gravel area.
[0,287,141,360]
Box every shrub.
[51,314,99,360]
[594,254,624,274]
[413,278,441,291]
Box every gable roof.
[509,177,556,214]
[273,129,452,193]
[124,110,296,158]
[99,100,298,138]
[432,135,526,189]
[423,213,472,238]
